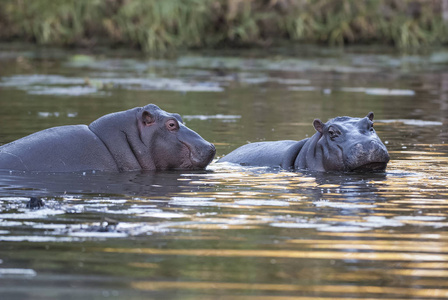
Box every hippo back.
[0,125,118,172]
[219,140,297,167]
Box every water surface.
[0,43,448,299]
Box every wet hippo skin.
[0,104,216,172]
[219,112,390,172]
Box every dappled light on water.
[1,146,448,298]
[1,44,448,299]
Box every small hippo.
[219,112,389,172]
[0,104,216,172]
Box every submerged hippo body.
[0,104,215,172]
[219,112,389,172]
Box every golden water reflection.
[1,143,448,299]
[131,281,448,297]
[122,144,448,298]
[103,247,448,261]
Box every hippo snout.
[347,140,390,171]
[190,142,216,169]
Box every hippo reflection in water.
[219,112,390,172]
[0,104,216,172]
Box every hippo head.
[312,112,390,172]
[136,105,216,170]
[89,104,216,171]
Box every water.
[0,43,448,299]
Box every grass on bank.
[1,0,447,53]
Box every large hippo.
[0,104,216,172]
[219,112,389,172]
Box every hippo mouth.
[352,162,388,172]
[181,141,216,170]
[189,150,215,169]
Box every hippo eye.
[166,119,179,131]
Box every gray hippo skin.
[219,112,390,172]
[0,104,216,172]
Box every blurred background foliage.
[1,0,448,53]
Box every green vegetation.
[1,0,447,53]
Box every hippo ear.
[173,113,184,124]
[141,111,154,126]
[313,119,324,133]
[366,112,374,121]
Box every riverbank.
[1,0,448,54]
